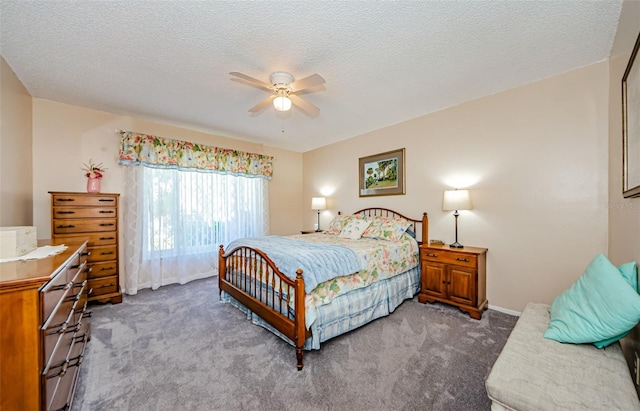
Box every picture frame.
[622,31,640,198]
[359,148,405,197]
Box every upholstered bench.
[485,302,640,411]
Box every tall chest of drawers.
[0,239,91,411]
[50,192,122,304]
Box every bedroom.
[1,0,639,409]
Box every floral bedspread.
[292,233,419,327]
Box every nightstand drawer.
[421,249,477,268]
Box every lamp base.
[449,241,464,248]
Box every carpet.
[73,277,517,411]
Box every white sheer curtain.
[123,165,269,294]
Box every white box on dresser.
[0,226,37,258]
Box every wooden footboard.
[218,208,429,370]
[218,245,308,370]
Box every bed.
[218,208,428,370]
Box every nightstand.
[300,230,324,234]
[418,244,488,320]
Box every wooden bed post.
[218,245,225,297]
[294,269,305,370]
[422,212,429,244]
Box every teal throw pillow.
[618,261,638,291]
[592,261,639,348]
[544,254,640,348]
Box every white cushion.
[485,303,640,411]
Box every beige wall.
[608,0,640,280]
[31,99,303,287]
[608,0,640,389]
[304,61,610,313]
[0,56,33,226]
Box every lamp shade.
[311,197,327,210]
[442,190,472,211]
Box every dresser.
[50,192,122,304]
[418,244,488,320]
[0,239,90,411]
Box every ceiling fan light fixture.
[273,89,292,111]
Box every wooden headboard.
[347,208,429,244]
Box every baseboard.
[488,304,521,317]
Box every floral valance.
[118,131,273,180]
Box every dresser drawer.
[53,218,117,234]
[421,249,477,268]
[87,261,118,278]
[87,245,118,263]
[42,271,73,323]
[55,232,117,247]
[89,276,118,296]
[52,194,118,207]
[53,206,117,219]
[42,289,75,363]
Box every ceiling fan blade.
[248,95,275,113]
[229,72,272,91]
[289,73,325,92]
[290,94,320,117]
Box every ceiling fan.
[229,71,325,117]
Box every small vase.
[87,177,101,193]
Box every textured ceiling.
[0,1,623,152]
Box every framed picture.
[359,148,405,197]
[623,31,640,198]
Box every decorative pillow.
[544,254,640,348]
[618,261,638,291]
[362,216,412,241]
[338,218,371,240]
[325,215,350,235]
[593,261,639,348]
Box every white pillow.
[338,218,371,240]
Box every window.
[122,165,268,294]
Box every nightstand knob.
[455,257,469,262]
[426,253,437,257]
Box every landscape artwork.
[359,148,405,197]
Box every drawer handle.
[442,281,451,284]
[50,282,72,291]
[99,223,115,227]
[85,267,93,274]
[45,321,67,335]
[56,198,75,202]
[100,266,113,271]
[455,257,470,262]
[74,303,88,315]
[426,253,437,257]
[99,283,115,288]
[46,360,69,379]
[73,333,89,344]
[81,251,91,256]
[88,288,94,295]
[57,211,75,214]
[99,237,115,240]
[99,210,114,213]
[100,251,114,255]
[68,353,84,368]
[57,224,75,229]
[98,199,114,202]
